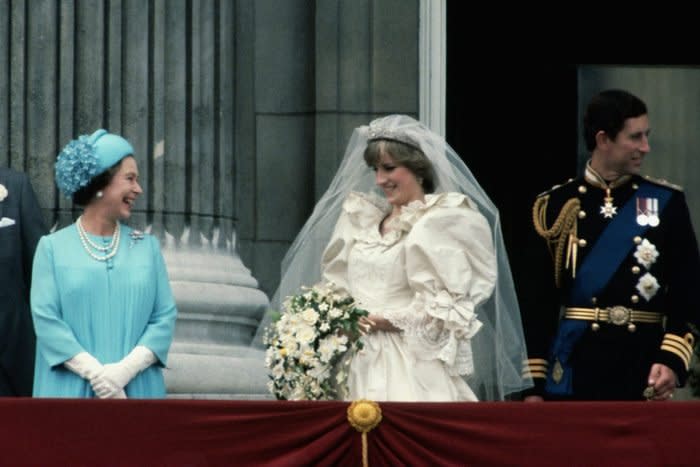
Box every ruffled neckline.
[343,191,471,246]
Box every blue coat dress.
[31,223,177,398]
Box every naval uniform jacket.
[520,172,700,400]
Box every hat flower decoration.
[55,134,101,198]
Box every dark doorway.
[444,8,579,293]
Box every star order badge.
[600,193,617,218]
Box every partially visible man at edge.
[0,167,47,396]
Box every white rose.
[301,307,319,325]
[296,323,317,344]
[0,184,7,202]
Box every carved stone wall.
[2,0,423,399]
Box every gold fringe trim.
[533,195,581,287]
[348,400,382,467]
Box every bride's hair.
[363,139,436,193]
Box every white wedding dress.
[321,191,497,401]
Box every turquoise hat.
[55,129,135,198]
[89,129,135,173]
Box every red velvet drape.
[1,399,698,466]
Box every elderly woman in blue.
[30,129,177,398]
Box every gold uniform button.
[633,236,642,244]
[591,297,598,304]
[578,185,587,194]
[632,183,639,190]
[631,295,640,304]
[578,210,587,219]
[577,239,587,247]
[631,266,641,274]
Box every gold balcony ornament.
[348,399,382,467]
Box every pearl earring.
[96,191,103,198]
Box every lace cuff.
[403,291,483,376]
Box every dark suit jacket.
[0,168,47,396]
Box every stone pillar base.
[165,344,272,400]
[161,245,272,399]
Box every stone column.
[160,228,270,399]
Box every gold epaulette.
[532,194,581,287]
[660,332,695,370]
[643,175,684,191]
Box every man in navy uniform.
[0,167,47,396]
[520,89,700,401]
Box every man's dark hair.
[583,89,648,152]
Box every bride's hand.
[359,316,376,335]
[359,315,399,334]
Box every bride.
[261,115,530,401]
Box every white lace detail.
[403,291,482,376]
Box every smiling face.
[99,156,142,221]
[374,150,425,209]
[595,114,650,179]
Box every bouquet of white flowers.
[264,282,367,400]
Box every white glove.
[64,352,103,381]
[91,373,129,399]
[65,352,128,399]
[91,346,157,393]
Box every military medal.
[637,197,659,227]
[648,198,660,226]
[584,162,631,220]
[599,188,617,218]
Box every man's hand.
[646,363,677,401]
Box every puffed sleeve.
[402,202,497,377]
[31,236,85,367]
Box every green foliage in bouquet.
[263,282,368,400]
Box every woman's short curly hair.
[363,139,436,193]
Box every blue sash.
[545,182,671,395]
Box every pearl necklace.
[76,216,120,261]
